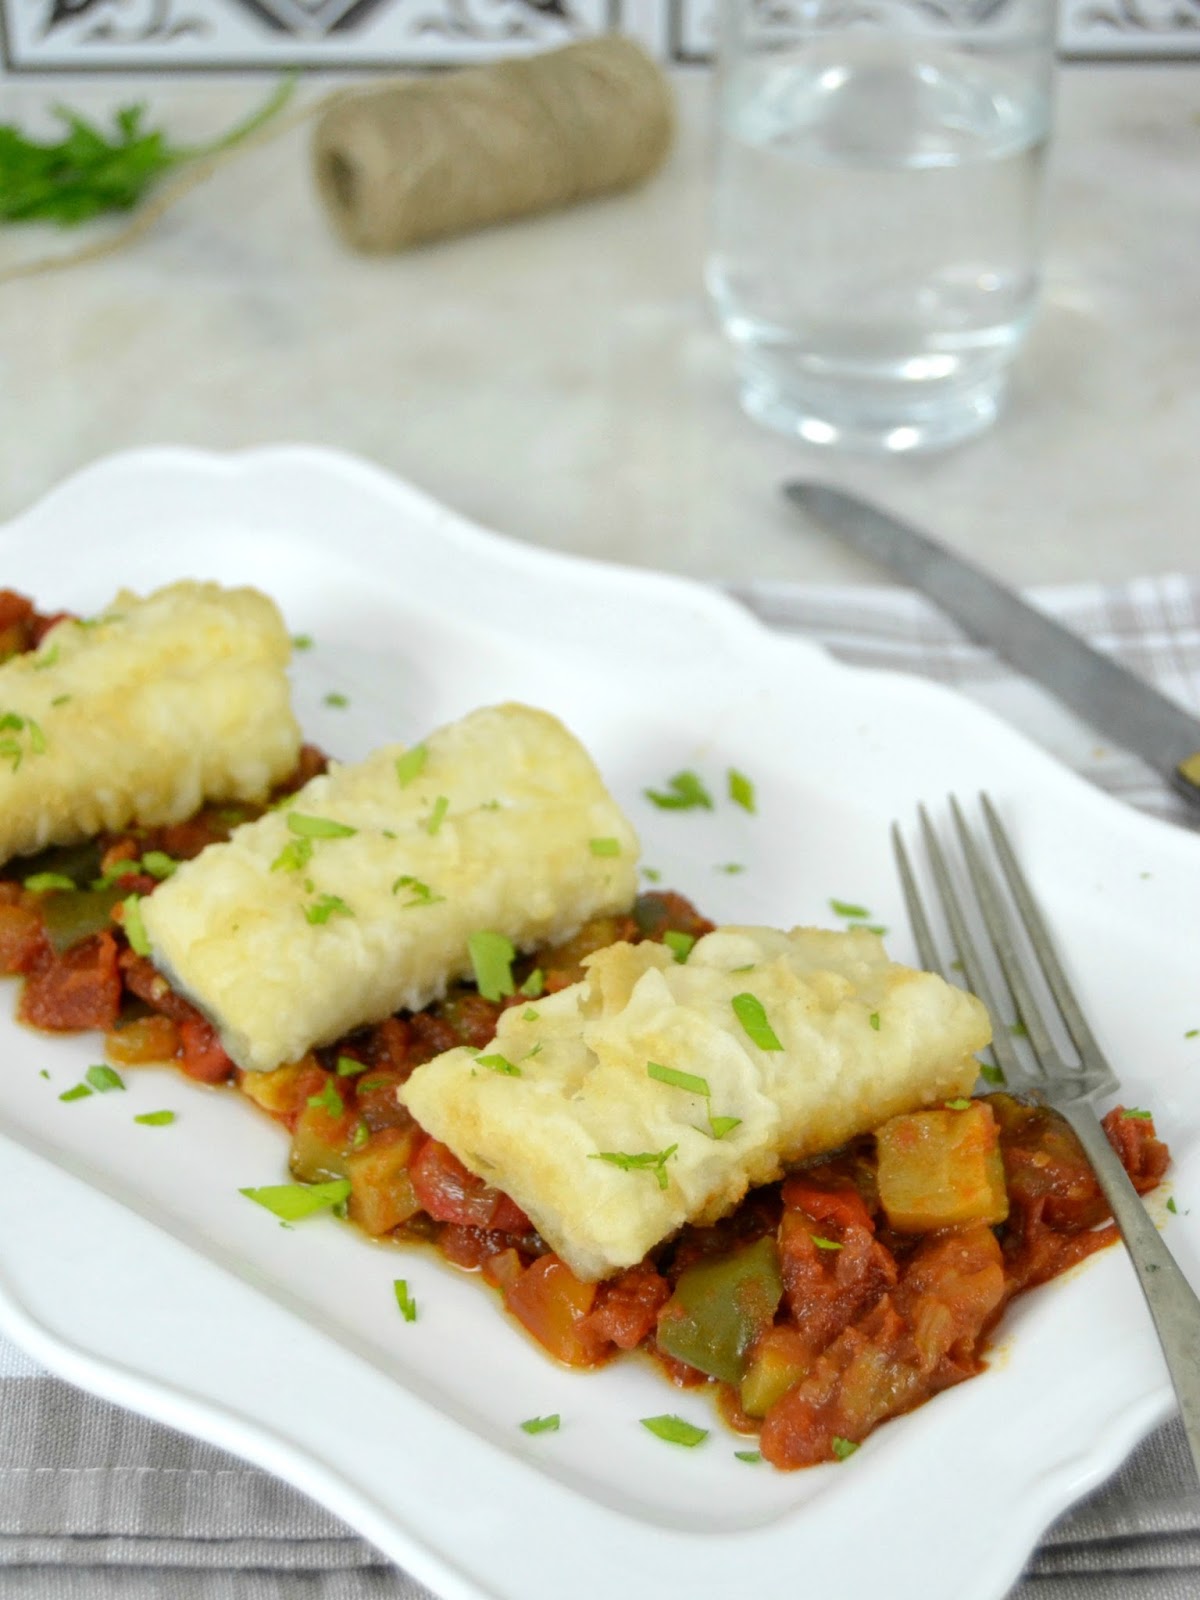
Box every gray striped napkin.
[2,574,1197,1600]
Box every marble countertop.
[0,64,1195,586]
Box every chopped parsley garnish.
[589,837,620,857]
[590,1145,677,1190]
[647,1060,710,1097]
[59,1083,92,1102]
[980,1063,1006,1086]
[520,1414,560,1435]
[831,1436,859,1460]
[352,1121,369,1149]
[469,930,515,1001]
[335,1055,366,1076]
[291,633,314,650]
[287,813,357,840]
[393,1279,417,1322]
[522,1006,540,1021]
[641,866,662,883]
[830,898,870,919]
[640,1414,708,1447]
[477,1053,521,1077]
[812,1236,842,1251]
[663,929,695,963]
[425,795,449,835]
[392,875,444,908]
[394,745,428,787]
[945,1098,971,1111]
[732,992,783,1051]
[356,1076,392,1093]
[1186,1029,1199,1040]
[304,894,354,926]
[271,837,313,873]
[868,1011,881,1031]
[0,712,46,771]
[239,1178,351,1220]
[323,691,349,708]
[134,1110,175,1126]
[32,644,59,670]
[520,968,545,998]
[734,1449,762,1464]
[644,770,713,811]
[1123,1108,1152,1120]
[307,1079,345,1117]
[1167,1197,1178,1214]
[728,768,756,813]
[716,862,746,874]
[121,894,150,956]
[51,694,70,706]
[85,1064,124,1093]
[864,925,888,936]
[1008,1021,1029,1038]
[24,871,75,892]
[707,1115,742,1140]
[141,851,177,879]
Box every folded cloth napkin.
[1,573,1197,1600]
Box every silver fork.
[893,793,1200,1482]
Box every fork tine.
[890,823,943,975]
[915,806,1027,1086]
[948,796,1059,1071]
[980,793,1119,1095]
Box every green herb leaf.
[122,893,150,956]
[640,1414,708,1448]
[1186,1029,1199,1040]
[520,968,545,998]
[863,924,888,936]
[641,866,662,883]
[24,871,75,892]
[424,794,449,835]
[831,1436,859,1461]
[134,1110,175,1126]
[239,1178,351,1221]
[868,1011,881,1031]
[352,1120,369,1149]
[979,1063,1006,1086]
[304,893,354,926]
[522,1006,540,1021]
[469,930,515,1001]
[307,1079,345,1117]
[663,930,695,963]
[59,1083,92,1102]
[812,1235,843,1251]
[291,633,313,651]
[287,813,357,840]
[1008,1021,1029,1038]
[520,1414,560,1435]
[1123,1108,1153,1120]
[589,837,620,857]
[732,992,783,1051]
[356,1077,392,1093]
[32,644,59,670]
[271,837,313,873]
[1167,1196,1178,1214]
[643,770,713,811]
[140,850,177,879]
[728,768,756,813]
[830,898,870,919]
[394,745,428,787]
[477,1053,521,1077]
[323,691,349,708]
[590,1145,677,1190]
[716,862,746,874]
[391,874,444,908]
[945,1098,972,1111]
[734,1449,762,1463]
[707,1115,742,1140]
[393,1279,417,1322]
[335,1055,366,1077]
[647,1060,710,1097]
[85,1064,124,1093]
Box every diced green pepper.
[656,1235,783,1383]
[41,883,127,954]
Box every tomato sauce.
[0,590,1171,1470]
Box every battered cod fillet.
[400,927,992,1281]
[142,704,640,1075]
[0,580,299,865]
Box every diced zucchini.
[875,1100,1008,1233]
[288,1100,357,1183]
[347,1125,422,1235]
[656,1235,783,1383]
[740,1325,809,1417]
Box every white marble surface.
[0,65,1196,585]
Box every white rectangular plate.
[0,446,1196,1600]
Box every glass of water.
[706,0,1056,452]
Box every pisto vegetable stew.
[0,587,1170,1469]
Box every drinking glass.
[706,0,1057,453]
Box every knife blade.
[785,481,1200,812]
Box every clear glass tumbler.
[706,0,1057,453]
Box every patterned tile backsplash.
[1,0,1197,71]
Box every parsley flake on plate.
[520,1414,561,1435]
[323,692,349,709]
[85,1064,124,1093]
[640,1414,708,1448]
[307,1080,344,1118]
[59,1083,92,1102]
[727,768,756,813]
[240,1179,350,1221]
[829,898,870,920]
[734,1449,762,1464]
[732,992,783,1052]
[393,1279,417,1322]
[643,770,713,811]
[394,745,428,787]
[980,1063,1005,1085]
[831,1436,859,1461]
[134,1110,175,1127]
[663,929,695,963]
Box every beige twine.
[312,36,675,254]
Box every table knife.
[784,482,1200,814]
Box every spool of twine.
[312,35,674,254]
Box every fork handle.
[1060,1102,1200,1484]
